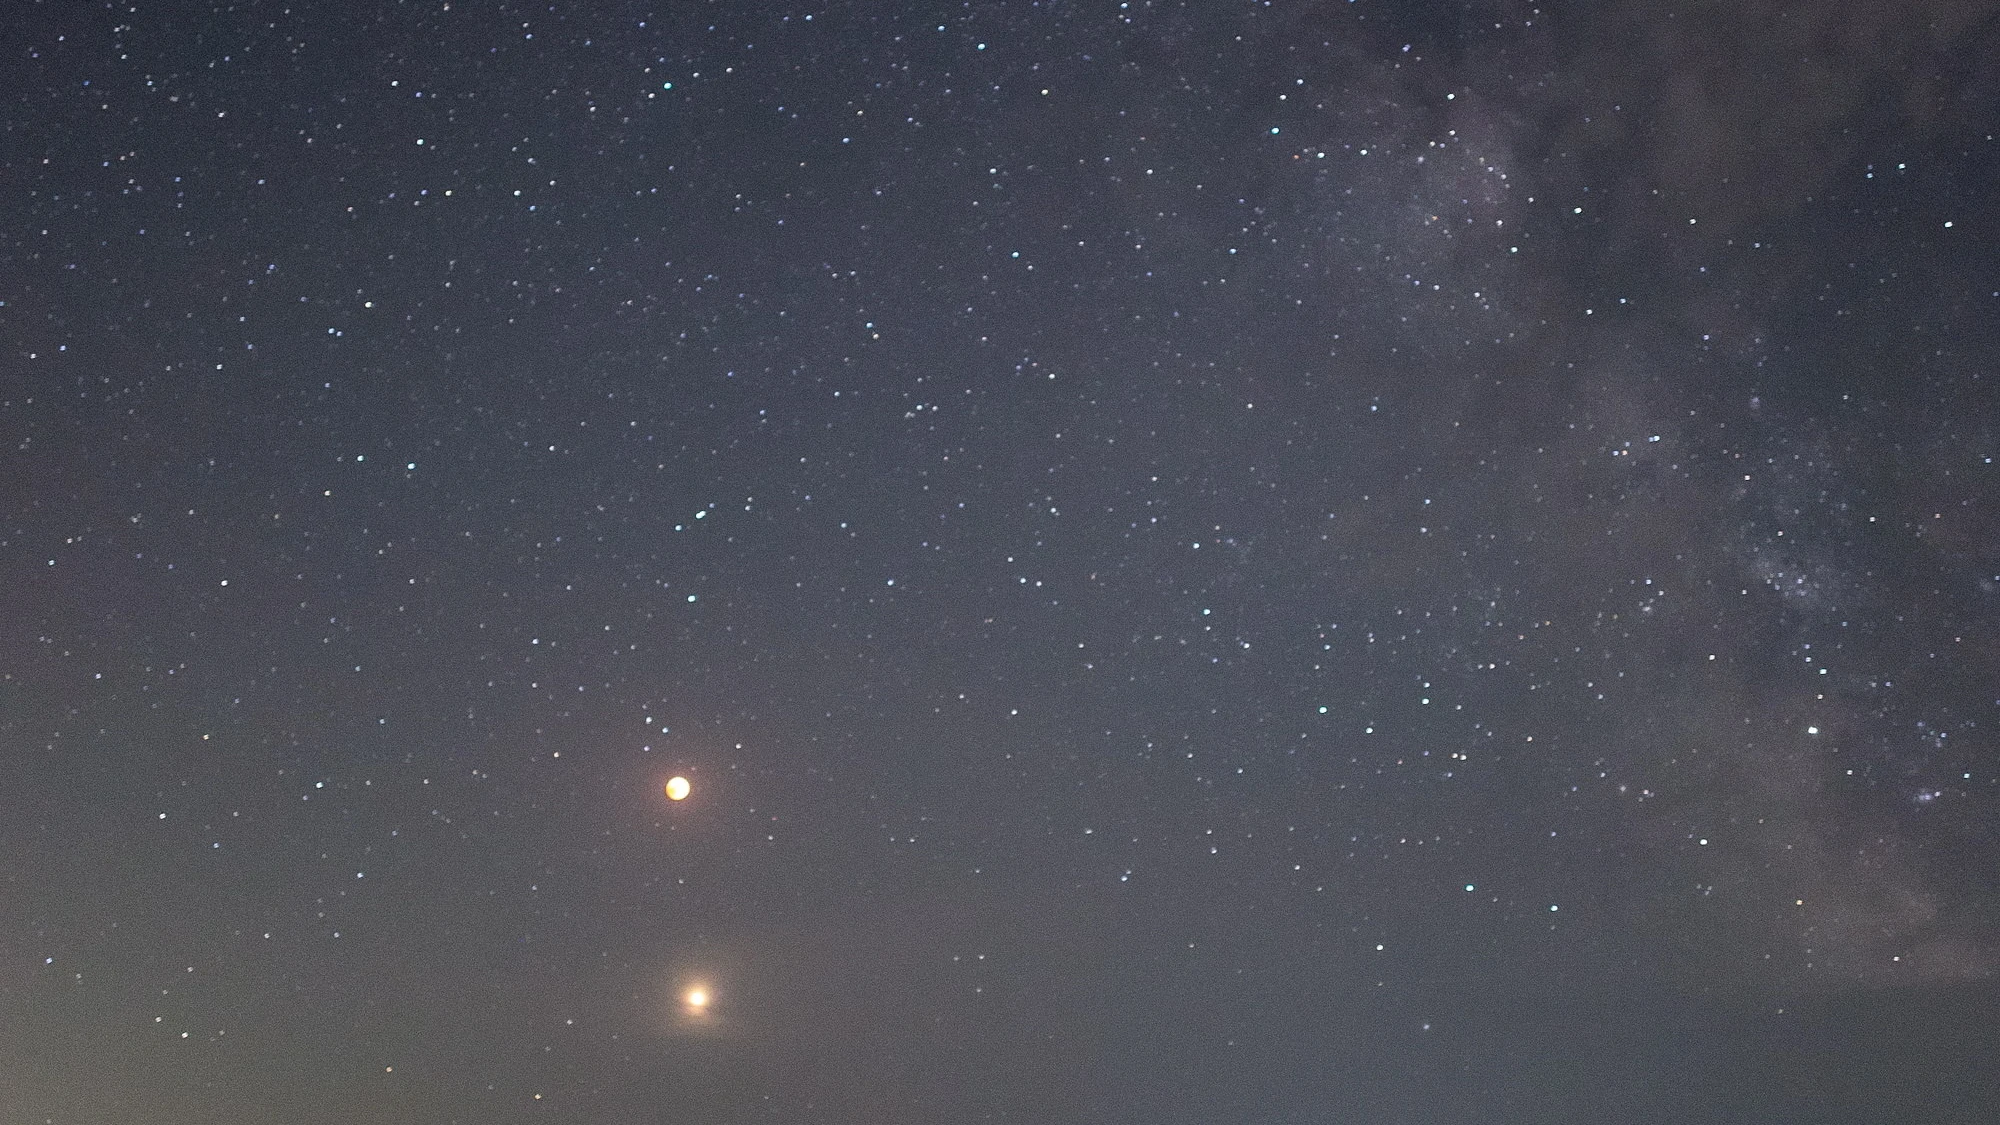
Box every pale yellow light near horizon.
[665,775,691,801]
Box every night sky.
[6,1,2000,1122]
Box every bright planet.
[664,775,691,801]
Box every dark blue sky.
[5,1,1998,1122]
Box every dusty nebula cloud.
[1195,0,2000,989]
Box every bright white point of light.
[1807,726,1820,735]
[685,987,709,1009]
[665,776,691,801]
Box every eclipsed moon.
[665,776,691,801]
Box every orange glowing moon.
[664,775,691,801]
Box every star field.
[5,1,1999,1122]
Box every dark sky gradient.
[5,1,2000,1122]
